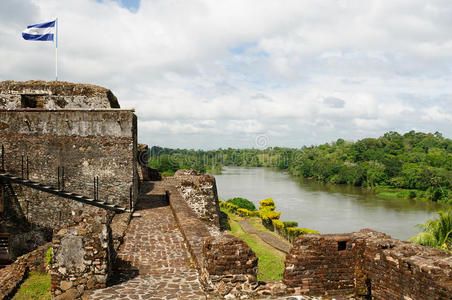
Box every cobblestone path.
[88,182,207,300]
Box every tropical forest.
[150,130,452,204]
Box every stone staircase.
[0,171,129,213]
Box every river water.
[214,167,445,240]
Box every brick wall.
[203,235,258,276]
[283,229,452,299]
[202,235,259,297]
[283,233,358,296]
[359,229,451,300]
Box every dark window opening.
[20,94,44,108]
[338,241,347,251]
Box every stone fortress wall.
[0,81,450,300]
[0,81,138,262]
[0,110,137,227]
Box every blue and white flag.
[22,20,55,41]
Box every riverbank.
[215,167,444,240]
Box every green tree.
[409,210,452,252]
[226,197,257,211]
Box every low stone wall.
[0,242,51,299]
[174,170,221,231]
[203,235,258,277]
[51,211,113,300]
[283,229,452,299]
[360,230,452,300]
[202,235,258,297]
[283,233,358,296]
[166,179,212,270]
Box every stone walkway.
[238,219,292,254]
[88,182,207,300]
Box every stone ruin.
[0,80,450,300]
[283,229,452,299]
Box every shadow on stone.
[109,257,139,285]
[135,194,169,210]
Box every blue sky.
[97,0,140,12]
[2,0,452,149]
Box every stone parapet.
[166,179,212,270]
[174,169,221,230]
[283,229,452,299]
[203,235,258,276]
[0,80,120,109]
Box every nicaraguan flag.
[22,20,55,41]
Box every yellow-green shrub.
[237,208,259,217]
[259,205,275,211]
[260,210,281,230]
[220,201,239,213]
[240,209,260,217]
[259,211,280,220]
[259,198,275,207]
[272,219,285,236]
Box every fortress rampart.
[284,230,452,299]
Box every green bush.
[283,221,298,228]
[427,187,449,202]
[408,190,417,199]
[227,197,257,211]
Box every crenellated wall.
[283,229,452,299]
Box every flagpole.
[55,17,58,81]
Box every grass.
[12,272,51,300]
[376,186,430,201]
[222,208,286,281]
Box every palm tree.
[409,210,452,252]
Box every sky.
[1,0,452,149]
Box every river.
[213,167,445,240]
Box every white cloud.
[227,120,264,134]
[2,0,452,148]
